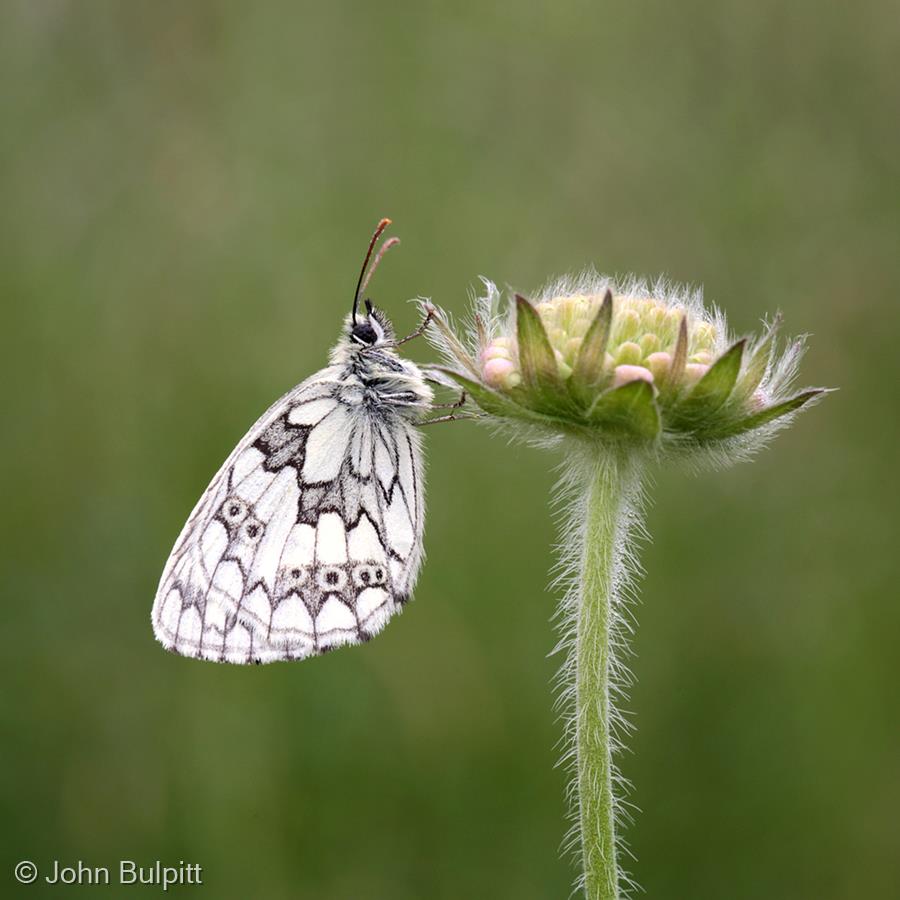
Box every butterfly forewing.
[152,360,428,664]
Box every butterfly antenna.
[353,218,392,324]
[360,236,400,297]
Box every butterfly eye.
[351,322,378,345]
[316,566,347,592]
[242,518,264,542]
[221,498,249,525]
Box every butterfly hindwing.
[152,365,426,664]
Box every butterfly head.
[349,299,394,348]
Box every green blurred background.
[2,2,897,897]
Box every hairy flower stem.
[574,449,643,899]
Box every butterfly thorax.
[349,349,433,418]
[328,315,433,418]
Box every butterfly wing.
[152,366,426,664]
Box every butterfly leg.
[430,390,467,410]
[417,410,482,426]
[394,306,435,346]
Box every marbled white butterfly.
[151,220,451,664]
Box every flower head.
[426,275,825,457]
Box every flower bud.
[427,276,825,452]
[613,365,654,388]
[640,333,661,356]
[646,351,672,381]
[684,362,710,385]
[481,343,512,363]
[694,321,716,348]
[617,309,641,340]
[483,356,517,388]
[554,349,573,380]
[615,342,643,366]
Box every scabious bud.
[425,275,825,456]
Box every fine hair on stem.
[551,444,648,898]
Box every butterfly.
[151,219,452,664]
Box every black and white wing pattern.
[152,365,426,664]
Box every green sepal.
[434,368,527,419]
[570,290,613,395]
[685,339,746,412]
[719,389,825,437]
[586,380,661,441]
[515,294,574,414]
[735,314,780,401]
[666,313,688,386]
[660,314,689,400]
[436,367,587,435]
